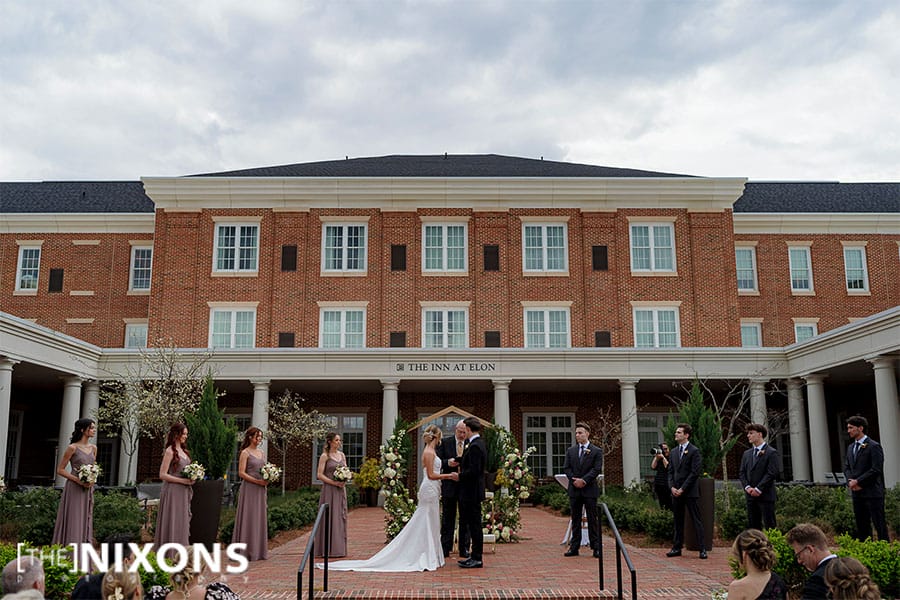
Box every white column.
[786,378,811,481]
[82,380,100,422]
[56,376,84,486]
[749,379,768,427]
[380,379,400,444]
[250,379,271,455]
[803,374,830,483]
[492,379,512,430]
[867,356,900,488]
[618,378,641,487]
[0,358,19,479]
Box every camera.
[651,447,662,456]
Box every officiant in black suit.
[739,423,781,530]
[437,419,470,558]
[562,422,603,558]
[455,416,486,568]
[843,415,890,541]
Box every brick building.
[1,155,898,490]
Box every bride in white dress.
[322,424,458,571]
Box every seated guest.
[145,565,239,600]
[101,570,143,600]
[786,523,837,600]
[72,533,134,599]
[726,529,787,600]
[1,556,45,598]
[824,556,882,600]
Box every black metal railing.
[296,503,330,600]
[598,502,637,599]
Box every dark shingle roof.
[736,182,900,213]
[0,181,154,213]
[189,154,696,178]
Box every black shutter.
[484,331,501,347]
[595,331,611,347]
[389,332,407,347]
[48,269,64,293]
[281,245,297,272]
[278,332,295,347]
[592,246,608,271]
[391,245,407,271]
[483,245,500,271]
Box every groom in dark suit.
[667,423,707,559]
[562,422,603,557]
[437,419,470,558]
[455,416,486,568]
[843,415,890,541]
[738,423,781,530]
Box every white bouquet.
[0,475,6,493]
[260,462,282,483]
[333,465,353,483]
[181,462,205,481]
[77,463,102,484]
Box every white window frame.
[421,305,469,349]
[521,222,568,273]
[841,244,869,294]
[629,222,676,273]
[213,222,259,273]
[735,245,758,293]
[124,321,149,348]
[523,305,571,349]
[422,221,468,273]
[632,304,681,348]
[313,414,366,482]
[319,306,367,349]
[740,320,762,348]
[523,413,575,478]
[638,413,670,479]
[793,320,819,343]
[129,245,153,292]
[208,303,258,348]
[321,222,368,273]
[788,245,814,294]
[15,243,42,292]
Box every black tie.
[753,447,760,465]
[853,441,860,458]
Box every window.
[740,322,762,347]
[630,223,675,272]
[523,414,573,478]
[129,246,153,291]
[314,415,366,480]
[523,224,567,272]
[226,415,252,485]
[16,246,41,291]
[633,306,680,348]
[735,247,758,292]
[214,224,258,272]
[390,332,406,347]
[524,308,570,348]
[843,246,869,292]
[320,308,366,348]
[794,322,818,343]
[423,223,467,272]
[322,223,367,272]
[422,308,468,348]
[124,323,148,348]
[209,307,256,348]
[788,246,813,293]
[638,414,669,479]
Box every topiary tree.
[663,379,739,477]
[184,374,238,479]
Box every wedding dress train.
[321,456,444,571]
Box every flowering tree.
[267,389,332,495]
[379,417,415,541]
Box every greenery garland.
[482,425,536,542]
[379,417,415,541]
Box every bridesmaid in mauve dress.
[154,422,195,553]
[232,427,269,561]
[314,432,348,557]
[52,418,98,545]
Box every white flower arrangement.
[181,462,205,481]
[379,429,415,540]
[0,475,6,493]
[333,465,353,483]
[260,462,281,483]
[77,463,102,484]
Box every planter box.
[189,479,225,551]
[685,477,715,551]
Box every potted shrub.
[356,458,381,506]
[184,374,238,549]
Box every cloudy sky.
[1,1,897,182]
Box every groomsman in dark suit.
[739,423,781,530]
[843,415,890,541]
[562,422,604,558]
[667,423,707,559]
[436,419,470,558]
[455,417,486,568]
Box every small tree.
[267,389,332,494]
[184,374,238,479]
[586,403,643,494]
[663,379,738,477]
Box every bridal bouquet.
[260,462,282,483]
[333,465,353,483]
[181,462,206,481]
[77,463,102,484]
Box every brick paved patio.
[222,507,733,599]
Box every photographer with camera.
[651,443,671,509]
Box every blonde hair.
[102,570,142,600]
[825,556,881,600]
[170,565,198,593]
[731,529,777,571]
[423,425,443,444]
